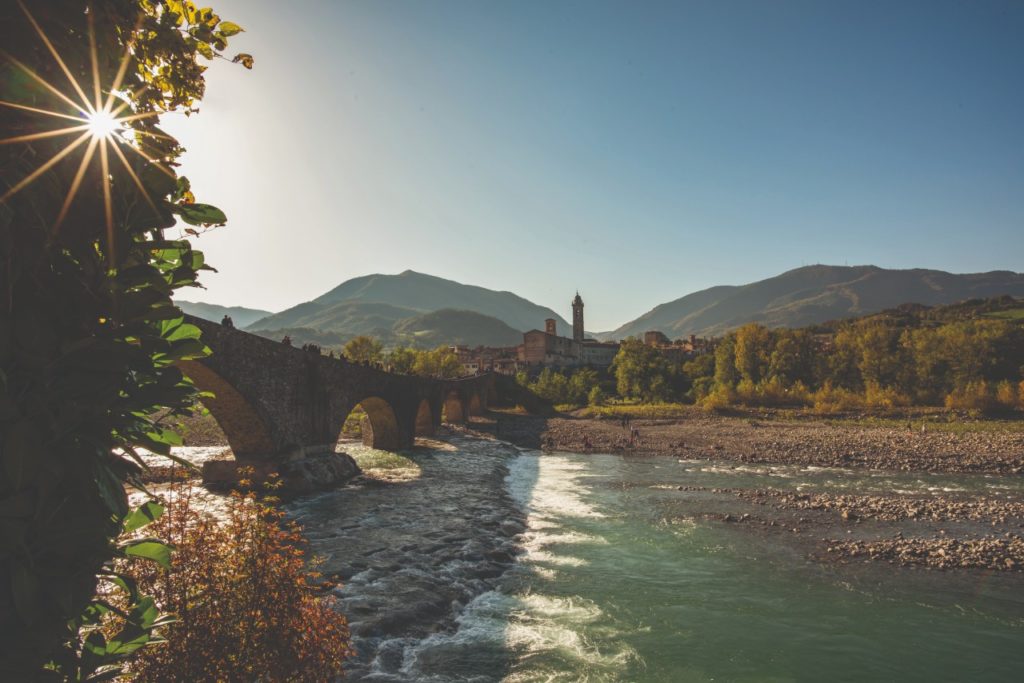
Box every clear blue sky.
[167,0,1024,331]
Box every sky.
[166,0,1024,331]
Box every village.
[450,292,715,375]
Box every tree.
[733,323,773,385]
[567,367,599,404]
[411,346,463,378]
[713,335,739,388]
[530,368,570,403]
[343,335,384,363]
[855,322,905,389]
[386,346,418,374]
[611,338,676,402]
[767,330,814,387]
[0,1,249,677]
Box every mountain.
[176,300,273,328]
[249,301,420,337]
[251,270,572,335]
[248,308,523,350]
[392,309,523,348]
[603,265,1024,340]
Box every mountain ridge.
[601,265,1024,340]
[175,300,273,329]
[181,265,1024,348]
[253,270,572,335]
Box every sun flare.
[0,0,173,248]
[86,109,120,139]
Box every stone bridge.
[178,316,494,482]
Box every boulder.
[202,452,361,496]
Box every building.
[642,331,715,362]
[518,293,620,369]
[451,344,522,375]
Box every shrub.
[995,380,1019,411]
[109,478,353,681]
[812,382,864,414]
[688,376,716,403]
[588,386,607,406]
[945,381,998,414]
[863,382,912,410]
[582,402,690,420]
[727,377,811,408]
[700,384,737,411]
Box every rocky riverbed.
[490,411,1024,474]
[484,412,1024,574]
[651,483,1024,572]
[285,435,527,681]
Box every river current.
[277,436,1024,682]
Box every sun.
[0,0,176,242]
[86,108,120,139]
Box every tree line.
[342,335,464,378]
[519,301,1024,414]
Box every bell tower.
[572,292,584,343]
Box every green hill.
[251,270,571,336]
[392,309,523,348]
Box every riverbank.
[485,409,1024,474]
[481,411,1024,574]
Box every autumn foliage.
[111,478,353,681]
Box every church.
[518,293,619,368]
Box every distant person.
[221,314,234,328]
[282,335,292,346]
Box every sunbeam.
[0,0,167,243]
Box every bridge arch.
[414,399,435,437]
[178,359,275,461]
[342,396,403,450]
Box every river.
[279,435,1024,682]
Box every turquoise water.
[283,439,1024,682]
[407,450,1024,682]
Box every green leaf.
[102,570,141,605]
[166,321,202,342]
[232,53,254,69]
[123,540,173,569]
[123,501,165,533]
[82,630,108,658]
[173,202,227,226]
[160,338,210,361]
[173,176,191,202]
[218,21,243,36]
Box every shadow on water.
[285,433,542,682]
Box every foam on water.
[400,588,639,683]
